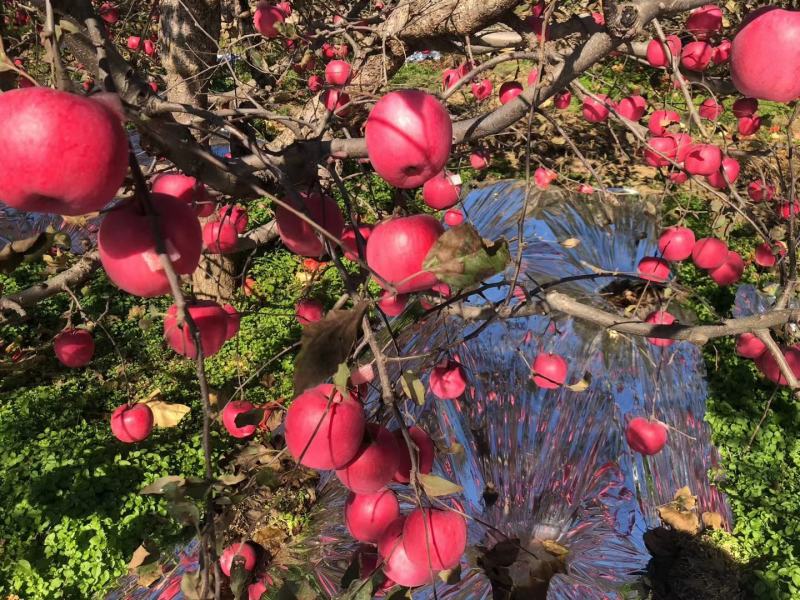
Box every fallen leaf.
[418,473,463,497]
[146,401,190,428]
[560,238,581,248]
[140,475,185,495]
[702,511,724,530]
[566,372,591,392]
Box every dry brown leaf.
[658,504,700,534]
[702,511,724,530]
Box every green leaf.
[333,362,351,395]
[438,564,462,584]
[293,302,368,395]
[418,473,463,497]
[400,371,426,405]
[422,223,510,289]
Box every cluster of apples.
[645,5,729,74]
[282,382,467,586]
[736,332,800,387]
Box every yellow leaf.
[566,372,591,392]
[560,238,581,248]
[128,544,151,570]
[541,539,569,557]
[418,473,463,497]
[702,511,724,530]
[147,401,190,428]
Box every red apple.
[582,94,611,123]
[708,250,744,286]
[295,298,324,325]
[626,417,667,455]
[554,90,572,109]
[111,403,154,443]
[712,39,732,64]
[441,68,459,90]
[253,1,285,38]
[275,192,344,258]
[429,359,467,399]
[99,2,119,24]
[336,424,401,494]
[341,225,373,261]
[219,204,248,234]
[444,209,464,226]
[378,291,408,317]
[403,508,467,571]
[684,144,722,176]
[366,215,443,293]
[736,332,767,359]
[498,81,523,105]
[422,171,460,210]
[681,41,713,71]
[755,345,800,385]
[320,89,351,116]
[350,364,375,386]
[248,581,268,600]
[754,242,777,268]
[345,489,401,543]
[733,97,759,118]
[307,74,323,92]
[534,167,557,189]
[222,400,257,438]
[645,310,676,347]
[669,133,693,163]
[392,426,435,483]
[670,171,688,184]
[223,303,240,339]
[325,60,351,86]
[143,39,155,57]
[738,115,761,136]
[99,194,202,297]
[471,79,492,101]
[685,4,723,39]
[731,7,800,102]
[648,109,681,136]
[646,35,681,68]
[706,156,740,190]
[164,301,229,359]
[365,90,452,188]
[617,95,647,121]
[203,220,239,253]
[637,256,671,282]
[658,226,696,262]
[377,518,436,587]
[0,88,128,215]
[54,328,95,368]
[692,237,728,270]
[699,98,723,120]
[285,383,365,469]
[276,1,291,15]
[219,541,257,576]
[644,136,678,167]
[151,172,214,217]
[532,352,567,389]
[779,201,800,220]
[470,150,490,170]
[127,36,141,50]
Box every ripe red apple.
[755,345,800,385]
[285,383,366,469]
[422,172,461,210]
[345,489,401,543]
[403,508,467,571]
[366,215,443,293]
[143,39,155,57]
[429,359,467,399]
[582,94,611,123]
[681,41,713,71]
[658,226,696,262]
[706,156,740,190]
[54,328,95,368]
[222,400,258,438]
[276,1,291,15]
[498,81,523,105]
[444,209,464,226]
[253,1,285,38]
[325,60,352,86]
[99,2,119,24]
[0,88,128,215]
[731,7,800,102]
[341,225,373,261]
[685,4,723,39]
[670,171,688,185]
[203,220,239,253]
[625,417,667,455]
[738,115,761,136]
[532,352,567,389]
[684,144,722,176]
[779,201,800,220]
[692,237,728,270]
[669,133,693,163]
[754,242,777,268]
[275,192,344,258]
[708,250,744,286]
[219,204,249,234]
[646,35,682,68]
[99,194,202,297]
[164,301,230,359]
[336,424,401,493]
[151,172,214,217]
[127,36,141,50]
[219,541,257,577]
[554,90,572,109]
[644,136,678,167]
[736,332,767,359]
[365,90,452,188]
[378,291,408,317]
[295,298,324,325]
[111,403,154,443]
[320,89,351,116]
[441,68,459,90]
[378,518,436,587]
[393,426,435,483]
[648,109,681,136]
[712,39,732,64]
[307,74,323,92]
[248,581,268,600]
[732,97,759,118]
[617,95,647,121]
[645,310,676,347]
[471,79,493,102]
[470,150,490,170]
[699,98,723,121]
[223,303,240,340]
[637,256,671,282]
[534,167,557,189]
